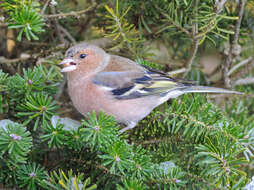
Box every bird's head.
[59,43,109,75]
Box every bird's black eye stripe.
[80,54,87,59]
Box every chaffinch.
[59,42,241,133]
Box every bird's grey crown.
[65,42,106,58]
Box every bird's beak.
[59,58,77,72]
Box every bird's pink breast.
[67,76,158,125]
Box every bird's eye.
[80,54,87,59]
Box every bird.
[59,42,242,133]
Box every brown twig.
[214,0,229,14]
[234,77,254,86]
[232,60,254,80]
[50,6,66,44]
[184,38,200,76]
[42,3,97,19]
[232,1,245,47]
[0,54,39,74]
[0,55,35,64]
[58,25,77,44]
[0,22,7,27]
[184,0,200,76]
[167,68,187,76]
[41,0,51,15]
[223,0,246,87]
[227,56,253,76]
[2,36,49,46]
[0,63,15,74]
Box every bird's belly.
[68,82,158,125]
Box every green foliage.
[79,111,189,189]
[65,127,85,151]
[9,4,45,41]
[0,70,9,114]
[7,66,61,100]
[131,145,154,178]
[225,98,254,162]
[136,58,164,70]
[117,178,147,190]
[44,169,97,190]
[132,94,252,189]
[1,0,33,12]
[194,1,238,43]
[1,0,45,41]
[196,135,247,188]
[81,111,119,149]
[3,65,61,129]
[0,70,9,92]
[99,141,133,175]
[0,122,32,164]
[153,166,187,189]
[143,0,238,44]
[16,162,47,190]
[41,122,68,148]
[16,93,58,131]
[104,0,141,49]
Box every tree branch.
[214,0,229,14]
[40,0,51,15]
[234,77,254,86]
[184,0,200,76]
[58,25,77,44]
[0,55,35,64]
[50,6,66,44]
[227,56,252,77]
[223,0,246,87]
[0,22,7,27]
[42,3,97,19]
[184,38,200,76]
[167,68,187,76]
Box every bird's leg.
[119,122,137,133]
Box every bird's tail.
[181,86,243,95]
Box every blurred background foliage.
[0,0,254,189]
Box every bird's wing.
[93,69,187,100]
